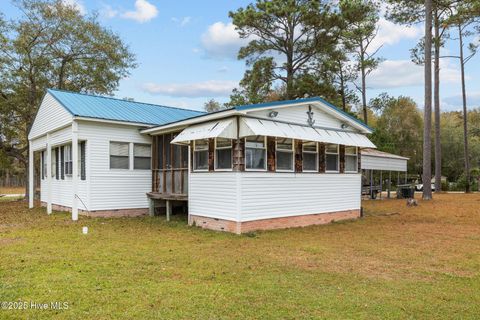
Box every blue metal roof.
[47,89,205,126]
[234,97,373,131]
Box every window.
[193,139,209,171]
[276,138,294,171]
[134,144,151,170]
[64,144,73,175]
[345,146,358,172]
[110,142,129,169]
[303,141,318,172]
[51,148,56,178]
[215,138,232,170]
[245,136,266,170]
[326,144,339,172]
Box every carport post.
[379,171,383,199]
[370,169,373,199]
[405,171,407,184]
[397,172,400,186]
[388,171,391,198]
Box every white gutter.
[140,109,241,135]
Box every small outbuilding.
[29,89,381,233]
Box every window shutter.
[60,146,65,179]
[55,148,60,179]
[80,141,86,180]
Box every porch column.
[72,121,79,221]
[46,133,52,214]
[29,140,34,209]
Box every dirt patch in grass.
[0,186,25,195]
[1,194,480,319]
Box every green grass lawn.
[1,194,480,319]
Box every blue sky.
[3,0,480,112]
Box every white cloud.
[172,16,191,27]
[122,0,158,23]
[368,58,462,89]
[201,22,251,59]
[368,18,422,54]
[100,4,118,19]
[142,80,237,98]
[442,92,480,110]
[62,0,86,15]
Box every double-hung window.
[302,141,318,172]
[215,138,232,170]
[134,144,151,170]
[193,139,209,171]
[345,146,358,173]
[276,138,294,172]
[110,142,129,169]
[64,144,73,175]
[326,144,339,172]
[245,136,266,170]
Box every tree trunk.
[433,8,442,193]
[339,60,347,111]
[459,24,470,193]
[422,0,433,200]
[360,47,368,125]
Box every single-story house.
[29,89,379,233]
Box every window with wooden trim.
[215,138,232,170]
[193,139,209,171]
[134,144,151,170]
[110,142,129,169]
[64,144,73,175]
[302,141,318,172]
[326,144,339,172]
[345,146,358,172]
[245,136,266,170]
[276,138,294,172]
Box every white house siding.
[247,104,343,129]
[189,172,239,221]
[240,173,361,222]
[78,121,152,211]
[361,155,407,172]
[29,93,72,140]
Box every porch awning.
[171,118,237,145]
[240,117,376,148]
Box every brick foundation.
[189,209,361,234]
[40,202,148,218]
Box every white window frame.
[214,138,233,171]
[109,141,130,170]
[42,150,47,180]
[133,143,152,170]
[245,136,267,172]
[275,138,294,172]
[302,141,318,172]
[325,144,339,173]
[64,144,73,175]
[345,146,358,173]
[193,139,209,172]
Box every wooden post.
[149,198,155,216]
[397,171,400,186]
[208,138,215,172]
[166,199,171,221]
[29,140,34,209]
[357,148,362,173]
[46,133,52,214]
[72,121,79,221]
[405,171,407,184]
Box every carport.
[361,149,409,199]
